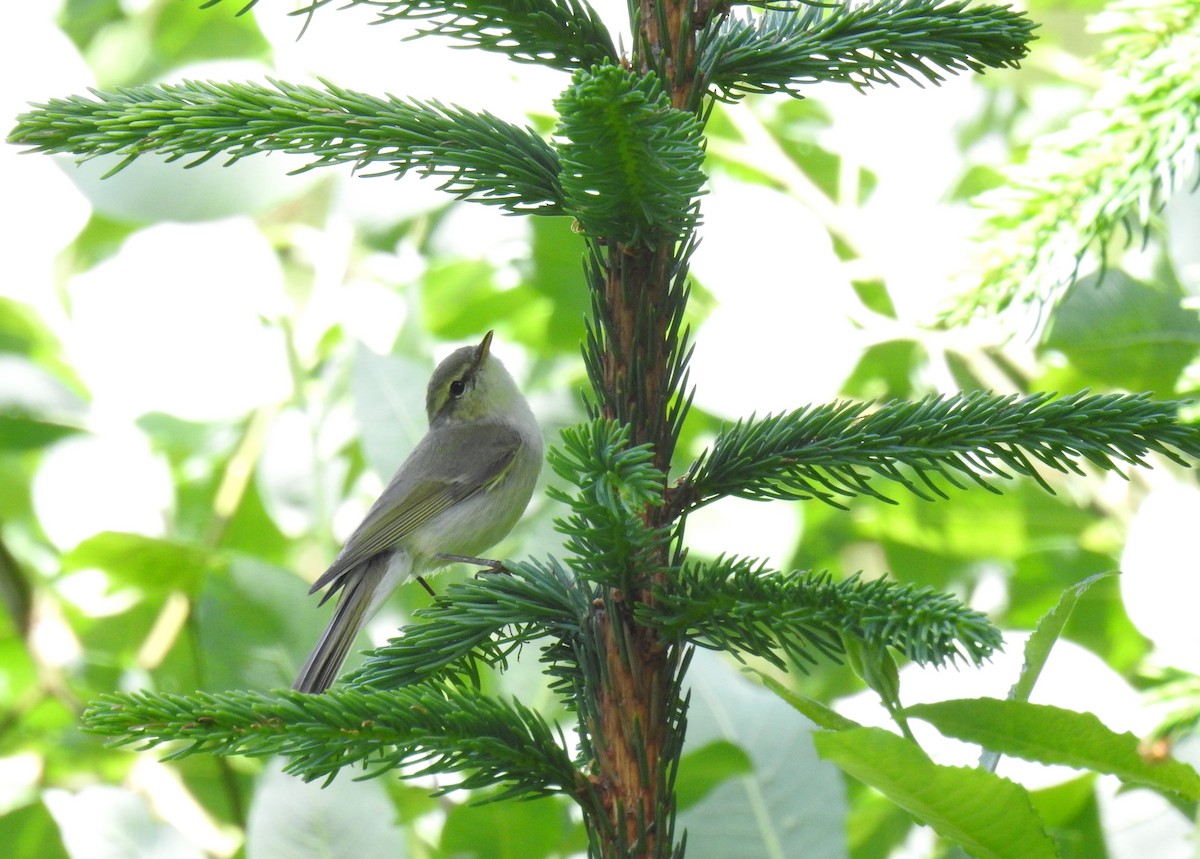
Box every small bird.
[293,331,543,693]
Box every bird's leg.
[415,575,437,597]
[435,553,511,575]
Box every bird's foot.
[434,553,511,576]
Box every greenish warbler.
[293,331,543,693]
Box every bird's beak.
[477,330,494,364]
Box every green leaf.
[149,0,271,74]
[45,786,206,859]
[351,344,429,479]
[63,531,221,596]
[1009,572,1115,704]
[905,698,1200,802]
[950,163,1006,200]
[191,558,318,692]
[1007,552,1148,674]
[843,636,906,731]
[421,259,549,342]
[554,64,706,245]
[0,801,70,859]
[754,670,861,731]
[525,216,589,353]
[0,415,80,450]
[215,466,291,564]
[59,0,125,53]
[858,480,1100,594]
[1030,776,1108,859]
[245,765,407,859]
[441,795,572,859]
[0,354,87,449]
[846,791,916,859]
[76,598,173,689]
[679,652,848,858]
[841,339,924,400]
[1041,270,1200,394]
[813,727,1057,859]
[0,608,37,691]
[675,739,754,811]
[849,279,897,320]
[0,297,63,357]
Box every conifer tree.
[11,1,1200,857]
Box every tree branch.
[288,0,619,70]
[961,0,1200,318]
[9,78,564,214]
[641,557,1003,670]
[698,0,1035,102]
[676,391,1200,514]
[84,685,580,798]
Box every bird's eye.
[449,379,467,398]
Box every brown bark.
[585,4,702,854]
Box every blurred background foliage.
[2,0,1199,857]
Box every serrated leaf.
[814,727,1057,859]
[1029,775,1107,859]
[754,670,862,732]
[906,698,1200,802]
[1010,572,1115,704]
[979,569,1122,772]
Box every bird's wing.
[309,422,522,598]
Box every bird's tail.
[292,558,388,694]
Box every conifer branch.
[546,421,673,587]
[642,557,1001,669]
[84,686,579,797]
[698,0,1035,102]
[554,64,707,245]
[675,391,1200,514]
[8,79,563,214]
[963,0,1200,317]
[348,558,589,696]
[289,0,618,71]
